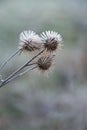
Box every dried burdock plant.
[0,30,42,73]
[0,30,63,88]
[19,30,42,52]
[37,54,54,72]
[41,31,63,52]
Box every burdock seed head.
[37,54,54,72]
[19,30,42,52]
[41,31,63,52]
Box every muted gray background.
[0,0,87,130]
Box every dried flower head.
[41,31,63,52]
[0,29,64,88]
[37,54,54,72]
[19,30,42,52]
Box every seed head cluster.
[19,30,63,72]
[0,30,63,88]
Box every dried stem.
[1,66,37,86]
[0,49,44,88]
[0,49,20,72]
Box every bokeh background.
[0,0,87,130]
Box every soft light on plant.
[0,30,63,88]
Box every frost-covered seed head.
[19,30,42,52]
[37,55,53,71]
[41,31,63,52]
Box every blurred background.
[0,0,87,130]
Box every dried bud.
[41,31,63,52]
[19,30,42,52]
[37,54,54,72]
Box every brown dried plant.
[0,30,63,88]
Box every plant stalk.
[0,49,44,88]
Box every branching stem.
[0,49,44,88]
[1,66,37,86]
[0,49,20,72]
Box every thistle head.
[19,30,42,52]
[37,54,54,72]
[41,31,63,52]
